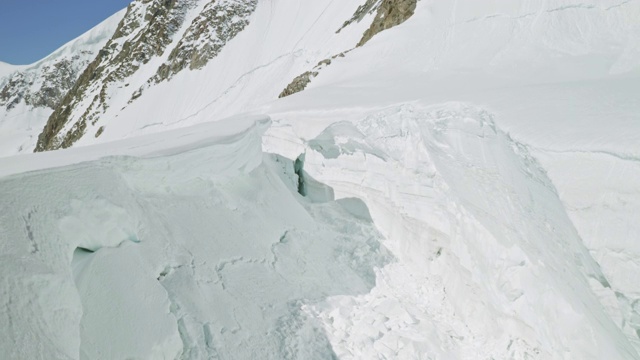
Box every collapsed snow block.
[58,197,140,252]
[335,197,373,222]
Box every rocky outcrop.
[357,0,417,46]
[0,73,27,111]
[152,0,257,83]
[278,71,318,98]
[0,53,95,112]
[278,55,345,98]
[336,0,381,33]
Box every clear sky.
[0,0,132,65]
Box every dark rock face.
[278,71,319,99]
[278,55,345,98]
[357,0,417,46]
[336,0,381,33]
[0,54,94,113]
[27,58,82,109]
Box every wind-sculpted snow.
[277,103,639,359]
[0,116,390,359]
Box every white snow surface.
[1,0,640,359]
[0,61,18,78]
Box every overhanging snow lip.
[0,114,271,178]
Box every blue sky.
[0,0,132,65]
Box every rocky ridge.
[150,0,258,83]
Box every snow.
[27,8,127,69]
[0,61,19,78]
[1,0,640,359]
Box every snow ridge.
[292,103,638,359]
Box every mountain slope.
[0,9,125,156]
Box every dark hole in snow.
[292,153,335,202]
[294,153,306,196]
[75,246,95,254]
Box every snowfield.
[1,0,640,359]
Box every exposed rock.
[357,0,417,46]
[32,0,417,151]
[0,74,27,111]
[336,0,381,33]
[278,71,318,98]
[0,54,94,113]
[151,0,258,84]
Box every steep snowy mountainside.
[34,0,383,151]
[0,9,125,156]
[35,0,263,151]
[149,0,258,82]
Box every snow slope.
[267,103,636,359]
[1,0,640,359]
